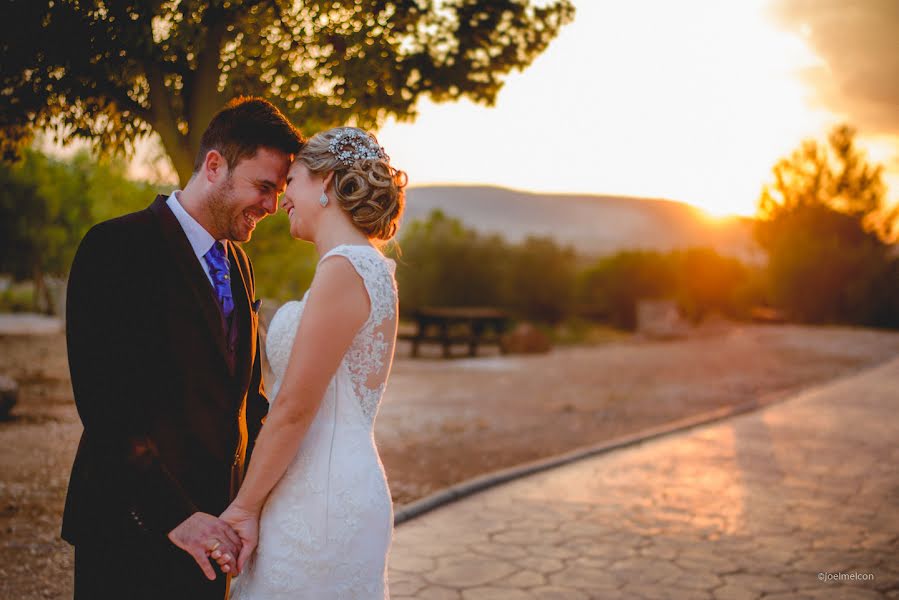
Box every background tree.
[754,124,899,327]
[244,212,319,301]
[671,247,748,322]
[505,235,575,324]
[393,210,508,312]
[0,149,159,311]
[578,251,674,330]
[1,0,575,185]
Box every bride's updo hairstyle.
[297,127,407,241]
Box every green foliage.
[0,148,163,312]
[0,149,93,280]
[393,211,577,323]
[0,281,36,313]
[755,124,898,327]
[578,250,674,329]
[576,247,758,329]
[393,210,509,310]
[80,152,160,223]
[243,212,319,302]
[758,125,886,225]
[670,248,749,322]
[394,211,765,329]
[506,236,577,324]
[1,0,574,183]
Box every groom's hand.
[167,512,241,580]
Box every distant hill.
[402,185,763,263]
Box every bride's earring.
[319,188,329,207]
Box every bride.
[219,127,406,599]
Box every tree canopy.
[1,0,574,184]
[756,124,897,245]
[754,124,899,326]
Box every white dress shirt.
[166,191,226,287]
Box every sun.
[375,0,833,221]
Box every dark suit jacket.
[62,195,268,545]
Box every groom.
[63,97,303,599]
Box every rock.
[750,305,787,323]
[500,323,552,354]
[0,374,17,420]
[636,299,690,339]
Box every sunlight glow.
[375,0,875,217]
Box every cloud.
[769,0,899,135]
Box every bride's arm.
[221,256,369,571]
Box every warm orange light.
[376,0,897,219]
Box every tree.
[1,0,575,185]
[579,251,674,330]
[671,247,748,322]
[244,212,319,302]
[754,124,899,326]
[0,149,163,311]
[0,150,92,310]
[757,124,896,244]
[506,235,575,324]
[394,210,508,312]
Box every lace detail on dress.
[318,244,397,424]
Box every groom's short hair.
[193,97,304,173]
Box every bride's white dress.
[231,244,397,599]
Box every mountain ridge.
[402,185,762,263]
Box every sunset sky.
[373,0,899,218]
[100,0,899,219]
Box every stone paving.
[386,356,899,599]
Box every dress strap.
[318,243,375,263]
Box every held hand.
[220,503,260,575]
[167,512,242,580]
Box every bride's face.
[281,161,322,240]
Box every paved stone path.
[387,356,899,599]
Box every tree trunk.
[186,20,226,155]
[145,65,195,188]
[171,149,194,189]
[32,263,48,314]
[143,12,228,187]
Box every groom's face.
[208,146,291,242]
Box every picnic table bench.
[399,307,509,358]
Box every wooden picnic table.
[399,307,509,358]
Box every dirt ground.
[2,321,898,599]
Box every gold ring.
[208,540,221,552]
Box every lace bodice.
[232,243,397,599]
[265,244,398,424]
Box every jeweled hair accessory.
[327,128,388,166]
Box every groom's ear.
[203,150,229,183]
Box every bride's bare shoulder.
[306,255,370,325]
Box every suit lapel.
[149,195,231,367]
[227,241,256,393]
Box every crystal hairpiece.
[327,128,388,166]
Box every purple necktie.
[203,242,234,321]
